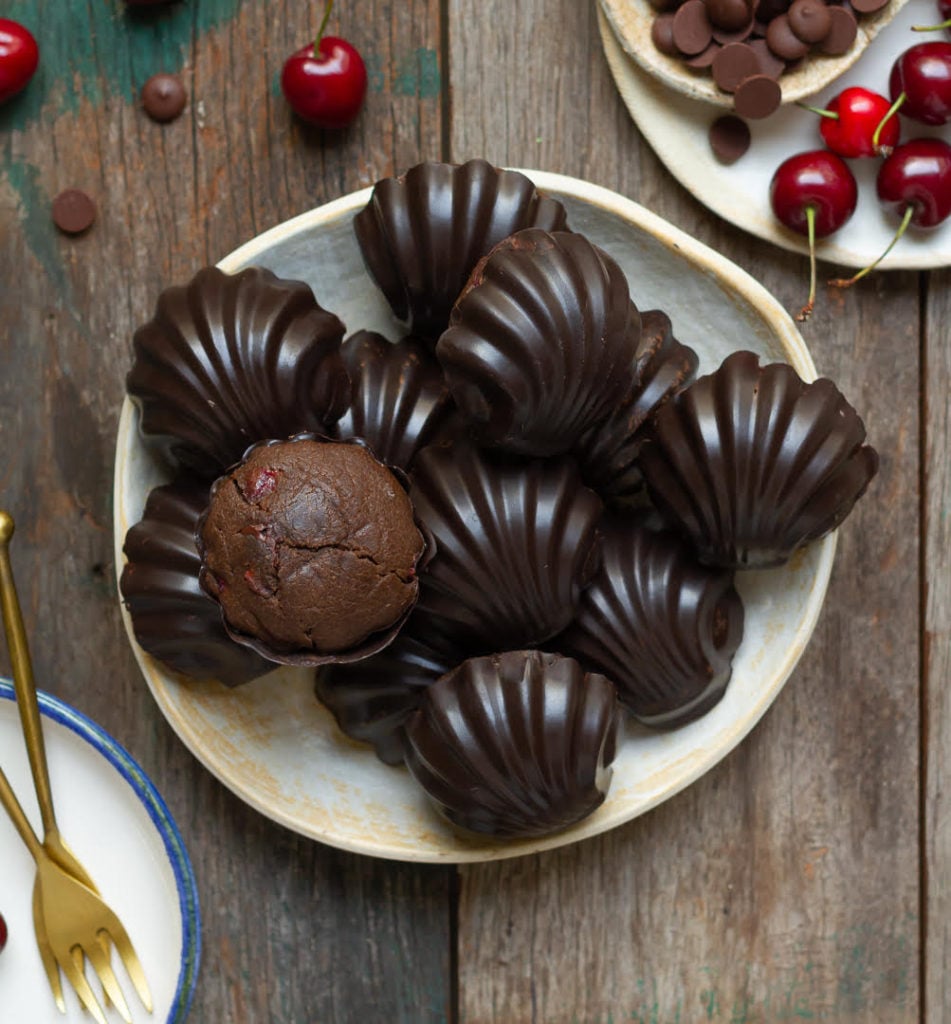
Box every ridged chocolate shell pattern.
[119,478,274,686]
[314,613,457,765]
[404,650,621,838]
[409,443,603,651]
[557,517,744,727]
[127,266,351,477]
[353,159,568,340]
[436,229,640,456]
[639,351,879,568]
[575,309,699,504]
[335,331,456,472]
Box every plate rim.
[0,678,201,1022]
[113,171,837,863]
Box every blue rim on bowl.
[0,678,201,1023]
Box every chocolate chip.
[52,189,97,235]
[749,37,787,77]
[712,12,755,45]
[142,73,187,122]
[849,0,889,12]
[712,42,761,92]
[787,0,832,41]
[685,41,721,67]
[652,14,680,55]
[754,0,791,21]
[709,114,752,163]
[766,13,810,58]
[706,0,752,31]
[673,0,714,55]
[820,4,857,52]
[733,73,782,118]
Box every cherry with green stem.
[799,87,900,158]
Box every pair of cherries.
[771,36,951,320]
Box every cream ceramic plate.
[0,680,199,1021]
[599,0,908,107]
[113,173,836,863]
[600,2,951,269]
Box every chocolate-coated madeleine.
[353,159,568,341]
[198,435,428,666]
[409,442,603,650]
[404,650,621,838]
[639,351,879,568]
[557,516,744,727]
[120,478,274,686]
[335,331,456,471]
[128,266,350,477]
[575,309,699,504]
[436,229,640,456]
[314,611,457,765]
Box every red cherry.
[281,2,366,130]
[769,150,858,320]
[0,18,39,106]
[0,910,7,953]
[806,87,900,158]
[889,42,951,125]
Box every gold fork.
[0,511,152,1020]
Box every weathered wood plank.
[0,2,451,1020]
[449,2,921,1021]
[925,266,950,1024]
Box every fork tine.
[59,946,109,1024]
[32,884,65,1013]
[86,934,133,1023]
[106,915,154,1013]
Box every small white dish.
[113,172,836,863]
[0,679,200,1022]
[599,1,951,269]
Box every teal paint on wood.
[393,48,441,98]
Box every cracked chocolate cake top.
[198,436,426,661]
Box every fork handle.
[0,763,43,861]
[0,512,56,838]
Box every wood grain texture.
[0,2,451,1020]
[925,266,950,1024]
[449,2,921,1022]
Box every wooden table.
[0,2,943,1021]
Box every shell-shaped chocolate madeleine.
[557,516,744,728]
[639,351,879,568]
[353,159,568,341]
[127,266,351,478]
[409,442,603,651]
[314,612,457,765]
[436,229,640,457]
[404,650,621,838]
[335,331,456,472]
[119,478,274,686]
[575,309,699,504]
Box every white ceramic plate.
[113,172,836,863]
[0,680,199,1021]
[599,1,951,269]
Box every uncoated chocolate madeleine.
[409,442,603,651]
[128,266,350,478]
[353,159,568,342]
[557,515,744,727]
[437,229,640,457]
[335,331,456,472]
[404,650,621,838]
[639,351,879,568]
[120,477,274,686]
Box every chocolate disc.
[51,189,96,235]
[712,16,755,45]
[706,0,753,31]
[685,41,721,67]
[787,0,832,42]
[709,114,752,163]
[749,37,787,78]
[141,73,187,122]
[672,0,714,54]
[820,5,857,53]
[651,14,680,55]
[849,0,889,12]
[733,73,782,118]
[766,13,811,58]
[712,42,761,92]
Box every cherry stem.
[796,206,817,323]
[828,204,915,289]
[871,93,904,150]
[314,0,334,52]
[912,18,951,30]
[796,102,839,121]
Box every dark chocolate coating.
[335,331,456,472]
[639,351,879,568]
[128,266,350,478]
[353,159,568,341]
[437,229,640,457]
[404,650,621,838]
[198,435,427,665]
[574,309,698,505]
[556,516,744,727]
[314,611,457,765]
[119,477,274,686]
[409,442,603,650]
